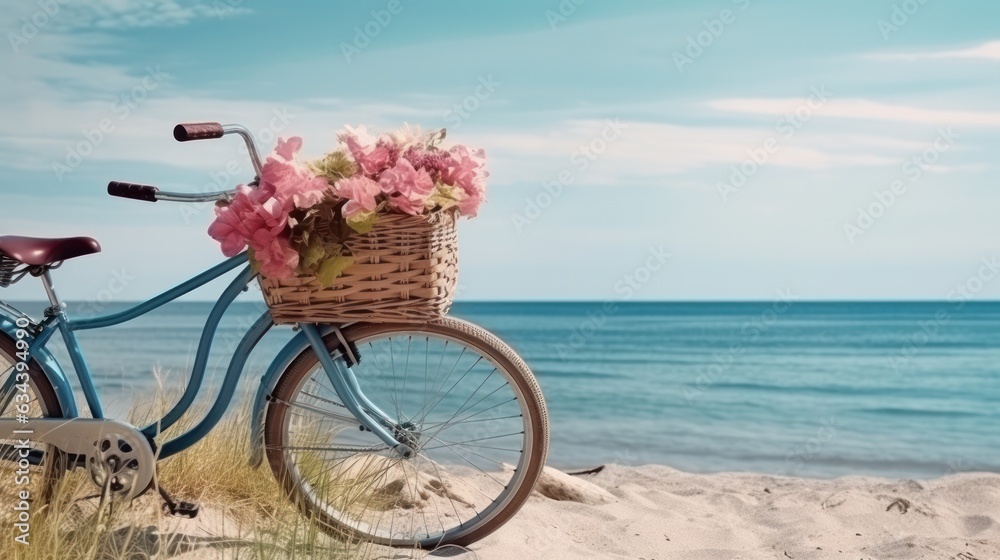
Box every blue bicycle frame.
[0,252,408,462]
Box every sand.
[465,465,1000,560]
[89,464,1000,559]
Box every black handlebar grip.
[108,181,159,202]
[173,122,225,142]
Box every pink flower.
[274,136,302,161]
[208,183,300,279]
[378,158,435,216]
[334,175,381,218]
[401,147,450,177]
[338,125,396,178]
[208,184,288,257]
[261,136,330,210]
[254,235,299,279]
[441,145,488,217]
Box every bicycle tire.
[0,331,67,507]
[263,317,549,548]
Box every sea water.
[13,300,999,479]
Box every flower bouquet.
[207,125,487,323]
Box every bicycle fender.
[0,311,79,418]
[249,326,333,468]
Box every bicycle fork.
[299,324,414,458]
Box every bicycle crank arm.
[0,418,156,501]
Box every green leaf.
[300,238,327,271]
[426,183,461,211]
[246,248,261,273]
[315,256,355,286]
[308,150,357,184]
[346,211,378,234]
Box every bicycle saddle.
[0,236,101,266]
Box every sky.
[1,0,1000,302]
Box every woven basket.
[260,210,459,324]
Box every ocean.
[9,300,999,479]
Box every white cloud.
[0,30,448,175]
[3,7,1000,301]
[1,0,249,33]
[469,120,904,188]
[871,40,1000,62]
[0,7,975,193]
[0,37,909,187]
[708,98,1000,127]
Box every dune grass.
[0,383,364,560]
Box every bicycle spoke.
[424,431,524,449]
[299,389,347,410]
[438,367,497,425]
[423,337,429,409]
[388,337,400,417]
[277,396,358,424]
[423,433,515,468]
[0,344,63,510]
[424,442,523,454]
[367,341,403,422]
[269,324,541,546]
[420,450,466,522]
[421,414,522,429]
[426,392,516,439]
[277,444,391,453]
[412,342,460,422]
[420,369,502,443]
[401,336,410,416]
[414,356,483,426]
[434,441,508,489]
[0,365,19,413]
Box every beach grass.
[0,381,361,560]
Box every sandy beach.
[123,464,998,560]
[465,465,1000,560]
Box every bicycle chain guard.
[87,430,151,500]
[0,417,155,501]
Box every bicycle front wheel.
[263,317,548,548]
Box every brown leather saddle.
[0,236,101,266]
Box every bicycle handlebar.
[108,181,236,203]
[108,181,159,202]
[108,181,236,202]
[173,122,225,142]
[106,121,263,204]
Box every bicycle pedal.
[162,500,200,519]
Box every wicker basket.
[260,210,459,324]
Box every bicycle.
[0,122,549,549]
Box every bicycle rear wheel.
[263,317,548,548]
[0,332,67,512]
